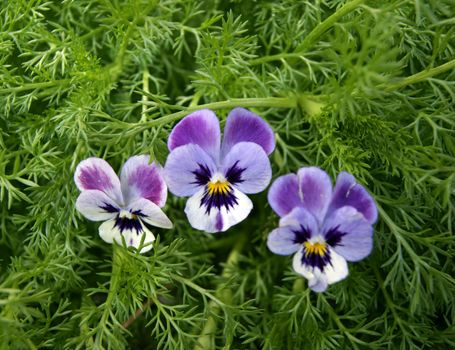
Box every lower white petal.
[324,248,348,284]
[185,187,253,233]
[292,247,348,292]
[98,218,155,253]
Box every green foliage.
[1,0,455,349]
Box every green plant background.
[1,0,454,349]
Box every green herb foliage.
[1,0,454,349]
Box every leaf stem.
[250,0,364,65]
[0,80,72,94]
[384,59,455,91]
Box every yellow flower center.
[304,241,327,256]
[207,180,230,195]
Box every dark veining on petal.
[100,202,119,213]
[225,160,246,185]
[201,185,238,214]
[292,225,311,244]
[191,163,212,186]
[114,216,143,235]
[325,225,347,247]
[301,247,332,271]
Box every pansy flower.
[267,167,377,292]
[164,108,275,232]
[74,155,172,253]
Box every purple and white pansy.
[267,167,377,292]
[74,155,172,253]
[164,108,275,233]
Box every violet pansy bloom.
[164,108,274,232]
[74,155,172,253]
[267,167,377,292]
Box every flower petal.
[267,174,302,217]
[327,172,378,224]
[267,226,301,256]
[185,187,253,232]
[168,109,221,162]
[164,144,217,197]
[297,167,333,224]
[323,206,373,261]
[75,190,119,221]
[221,142,271,194]
[98,218,155,254]
[120,155,167,207]
[127,197,173,229]
[74,157,123,204]
[269,207,320,254]
[292,247,348,292]
[221,108,275,157]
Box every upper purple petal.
[74,157,123,204]
[168,109,221,162]
[297,167,333,224]
[164,144,217,197]
[322,206,373,261]
[120,155,167,207]
[221,108,275,158]
[75,189,119,221]
[327,172,378,224]
[221,142,271,194]
[267,174,302,217]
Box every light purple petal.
[268,207,319,255]
[120,155,167,207]
[221,108,275,157]
[267,226,301,255]
[168,109,221,162]
[75,190,119,221]
[184,187,253,233]
[297,167,333,224]
[323,206,373,261]
[164,144,217,197]
[127,197,173,229]
[327,172,378,224]
[74,157,123,204]
[278,206,319,237]
[221,142,271,194]
[267,174,302,217]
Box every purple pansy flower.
[164,108,275,232]
[74,155,172,253]
[267,167,377,292]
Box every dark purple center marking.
[191,161,246,214]
[292,225,338,271]
[324,225,347,247]
[98,202,145,235]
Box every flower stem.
[193,235,247,350]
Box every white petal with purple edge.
[127,197,173,229]
[75,190,119,221]
[323,206,373,261]
[327,172,378,224]
[297,167,333,224]
[74,157,123,204]
[120,155,167,207]
[221,108,275,157]
[168,109,221,162]
[221,142,271,194]
[98,218,155,253]
[267,174,302,217]
[164,144,217,197]
[184,187,253,232]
